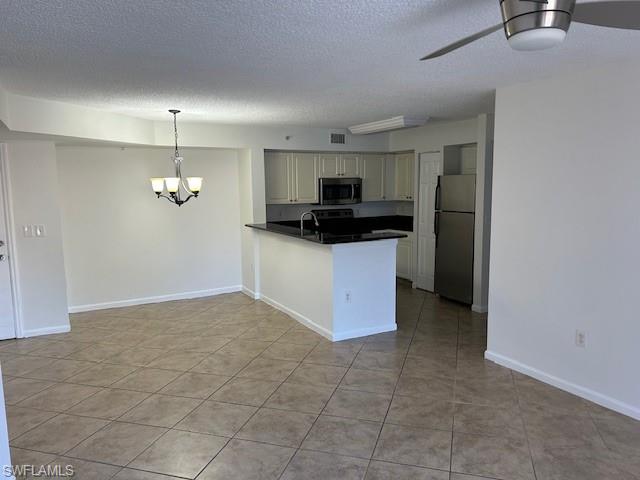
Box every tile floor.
[1,281,639,479]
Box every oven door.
[319,178,362,205]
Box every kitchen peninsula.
[246,216,408,341]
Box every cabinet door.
[292,152,318,203]
[396,239,412,280]
[265,152,291,204]
[340,154,361,177]
[362,154,385,201]
[319,154,341,178]
[395,153,415,200]
[384,154,396,201]
[394,155,408,200]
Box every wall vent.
[330,133,346,144]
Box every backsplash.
[266,201,413,221]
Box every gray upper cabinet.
[362,154,385,201]
[340,154,361,177]
[319,153,360,178]
[265,150,413,204]
[265,151,318,204]
[394,152,415,201]
[291,152,318,204]
[265,151,291,204]
[319,153,341,178]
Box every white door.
[292,153,318,203]
[0,157,16,340]
[361,154,385,201]
[416,152,442,291]
[340,154,360,177]
[265,152,291,204]
[319,154,341,178]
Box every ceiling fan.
[420,0,640,60]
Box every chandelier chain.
[173,111,179,157]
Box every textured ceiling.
[0,0,638,127]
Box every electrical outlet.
[575,330,586,348]
[345,291,352,303]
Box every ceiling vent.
[330,133,346,144]
[348,116,428,135]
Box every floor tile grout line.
[191,333,327,478]
[449,305,462,474]
[513,356,540,480]
[362,289,427,479]
[37,296,262,474]
[274,330,365,480]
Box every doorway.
[416,152,441,292]
[0,147,17,339]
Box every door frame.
[414,150,442,291]
[0,144,22,338]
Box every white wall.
[0,85,389,152]
[389,118,479,153]
[487,64,640,419]
[4,142,69,335]
[56,146,242,310]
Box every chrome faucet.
[300,211,320,235]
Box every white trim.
[68,285,243,313]
[259,293,397,342]
[259,293,333,340]
[22,324,71,337]
[332,323,397,342]
[485,350,640,421]
[471,304,488,313]
[241,286,260,300]
[0,144,22,338]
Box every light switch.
[34,225,46,237]
[23,225,33,237]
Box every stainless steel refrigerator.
[434,174,476,304]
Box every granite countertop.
[245,222,408,245]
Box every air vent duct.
[330,133,346,144]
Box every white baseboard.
[332,323,397,342]
[259,293,396,342]
[68,286,243,313]
[485,350,640,421]
[471,304,488,313]
[241,286,260,300]
[22,324,71,338]
[258,294,333,341]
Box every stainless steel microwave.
[318,177,362,205]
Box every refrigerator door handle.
[434,212,440,247]
[435,179,441,211]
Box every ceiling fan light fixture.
[507,27,567,51]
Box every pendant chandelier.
[150,109,203,206]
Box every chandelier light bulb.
[187,177,203,193]
[150,177,164,193]
[164,177,180,193]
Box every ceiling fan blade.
[573,1,640,30]
[420,23,503,60]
